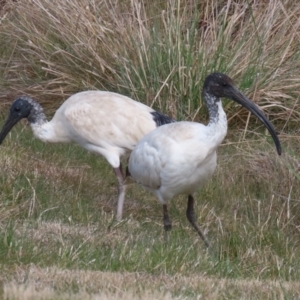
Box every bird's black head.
[0,96,34,144]
[203,72,236,99]
[9,97,33,120]
[202,72,282,156]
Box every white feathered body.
[128,102,228,204]
[31,91,158,168]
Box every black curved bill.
[0,114,22,144]
[230,87,281,155]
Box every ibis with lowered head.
[0,91,174,220]
[128,73,281,247]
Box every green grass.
[0,123,300,299]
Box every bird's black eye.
[15,107,20,112]
[222,82,228,87]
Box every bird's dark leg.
[163,204,172,241]
[125,165,131,178]
[114,163,126,221]
[186,195,210,247]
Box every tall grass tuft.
[0,0,299,129]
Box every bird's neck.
[27,99,48,126]
[26,100,53,142]
[205,93,228,141]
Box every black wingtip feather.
[151,111,176,127]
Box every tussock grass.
[0,0,300,128]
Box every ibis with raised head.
[0,91,174,220]
[128,73,281,247]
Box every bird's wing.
[128,122,210,191]
[58,91,157,151]
[128,135,163,190]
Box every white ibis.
[128,73,281,247]
[0,91,174,220]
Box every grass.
[3,267,300,299]
[0,0,300,298]
[1,0,300,126]
[0,124,299,299]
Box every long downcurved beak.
[230,87,282,155]
[0,114,22,144]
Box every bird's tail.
[151,111,176,127]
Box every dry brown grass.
[215,135,300,231]
[2,265,300,299]
[0,0,299,128]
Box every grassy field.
[0,0,300,299]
